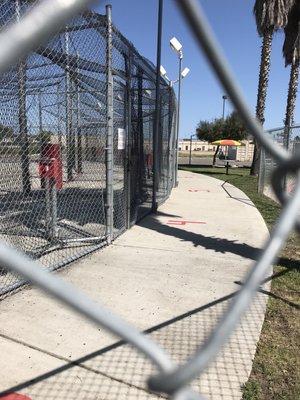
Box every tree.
[196,111,248,165]
[282,0,300,149]
[251,0,294,175]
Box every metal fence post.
[172,98,178,187]
[167,86,173,194]
[75,51,83,173]
[57,83,62,148]
[38,89,43,134]
[125,52,132,229]
[65,26,73,181]
[38,89,46,189]
[65,26,74,181]
[152,0,163,212]
[16,0,31,195]
[137,68,144,200]
[258,147,265,194]
[106,4,114,243]
[76,86,83,173]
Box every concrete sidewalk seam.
[112,243,192,253]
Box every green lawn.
[180,166,300,400]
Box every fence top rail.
[265,124,300,133]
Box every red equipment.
[38,143,63,190]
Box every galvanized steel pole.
[174,55,182,187]
[76,52,83,173]
[152,0,163,212]
[106,4,114,242]
[16,0,31,195]
[65,26,73,181]
[125,52,132,229]
[189,134,192,165]
[57,84,62,148]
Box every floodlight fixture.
[160,65,167,77]
[170,36,183,56]
[181,67,190,78]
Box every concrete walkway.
[0,170,270,400]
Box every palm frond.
[254,0,294,36]
[283,0,300,66]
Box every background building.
[179,139,254,162]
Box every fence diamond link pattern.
[0,0,299,400]
[259,125,300,199]
[0,0,176,295]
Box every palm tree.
[251,0,294,175]
[282,0,300,150]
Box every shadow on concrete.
[235,262,300,310]
[1,243,297,397]
[139,214,262,261]
[0,290,238,397]
[221,181,256,208]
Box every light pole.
[162,36,190,187]
[222,94,227,120]
[189,133,197,165]
[171,37,183,187]
[161,64,189,187]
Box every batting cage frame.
[0,0,177,296]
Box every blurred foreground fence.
[0,0,177,296]
[259,125,300,198]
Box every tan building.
[179,138,254,162]
[236,140,254,162]
[178,139,218,152]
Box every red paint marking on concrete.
[167,220,206,226]
[188,189,210,192]
[0,395,32,400]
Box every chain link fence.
[0,0,177,296]
[259,125,300,198]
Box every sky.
[94,0,299,138]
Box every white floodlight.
[160,65,167,77]
[170,37,182,55]
[181,67,190,78]
[144,89,152,97]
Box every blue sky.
[94,0,299,138]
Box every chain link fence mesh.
[259,125,300,199]
[0,0,177,296]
